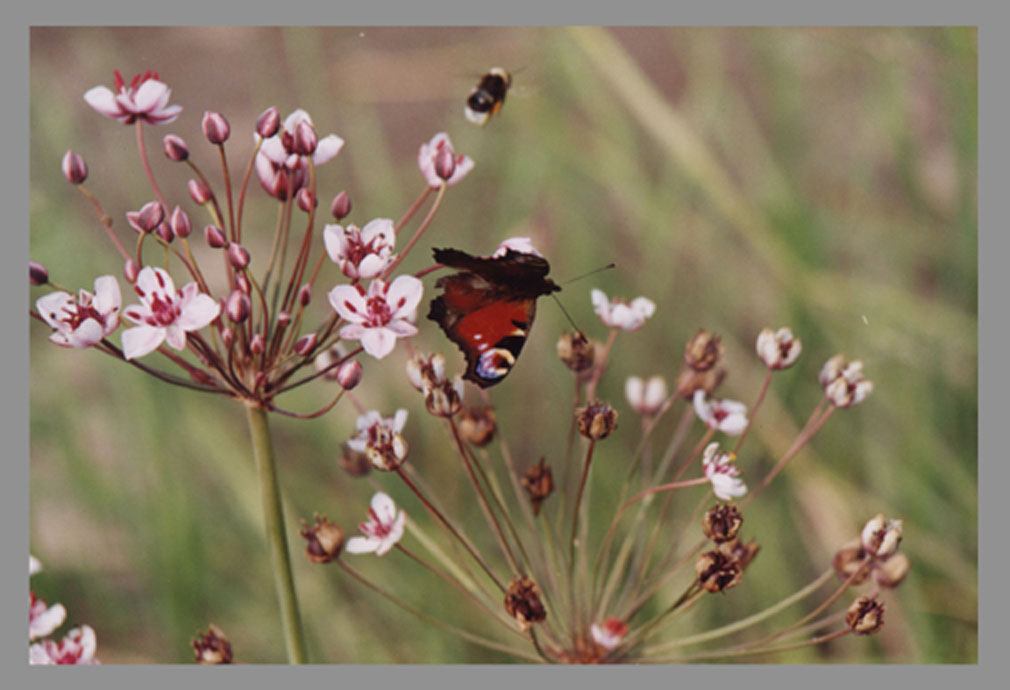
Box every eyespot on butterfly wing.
[427,247,560,387]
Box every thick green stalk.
[245,404,307,664]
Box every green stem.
[245,404,307,664]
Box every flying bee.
[464,67,512,126]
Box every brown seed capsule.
[832,540,871,584]
[720,538,760,571]
[504,576,547,631]
[702,504,743,544]
[846,595,885,635]
[338,446,371,478]
[875,552,911,589]
[299,513,345,564]
[674,364,727,399]
[684,329,724,372]
[192,624,233,664]
[521,458,554,516]
[695,549,743,593]
[576,401,618,440]
[457,406,497,447]
[557,330,595,373]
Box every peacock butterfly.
[428,245,561,387]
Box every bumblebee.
[465,67,512,125]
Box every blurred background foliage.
[29,26,976,663]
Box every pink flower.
[756,327,802,370]
[701,442,747,501]
[328,275,423,359]
[418,132,474,188]
[35,276,121,349]
[346,492,406,556]
[590,617,629,651]
[83,69,181,125]
[625,375,668,415]
[347,409,409,471]
[323,218,397,280]
[30,592,66,641]
[29,625,98,665]
[693,390,749,435]
[590,289,656,331]
[492,236,542,258]
[255,109,344,200]
[121,267,220,359]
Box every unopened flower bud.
[170,206,192,238]
[235,273,251,294]
[521,457,554,516]
[204,224,227,248]
[695,549,742,593]
[331,191,351,220]
[188,178,213,205]
[504,576,547,631]
[338,446,371,477]
[155,222,174,243]
[846,595,884,635]
[193,625,233,664]
[576,400,618,440]
[702,503,743,544]
[298,284,312,306]
[255,106,280,138]
[124,258,140,283]
[434,146,456,181]
[220,327,234,348]
[276,311,291,330]
[225,289,250,323]
[296,187,316,213]
[458,406,497,446]
[263,168,290,200]
[293,121,318,156]
[875,552,910,589]
[557,330,595,373]
[227,243,250,269]
[336,360,363,390]
[127,201,165,233]
[756,327,802,370]
[294,333,318,357]
[299,514,345,564]
[61,150,88,184]
[684,329,724,372]
[202,111,231,145]
[249,333,265,355]
[29,260,48,286]
[162,134,190,162]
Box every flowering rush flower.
[693,390,749,435]
[861,514,904,558]
[255,108,344,199]
[701,442,747,501]
[323,218,397,280]
[625,375,668,415]
[590,617,629,651]
[756,327,802,370]
[348,409,409,471]
[30,592,66,641]
[492,236,542,257]
[83,69,182,125]
[328,275,423,359]
[29,626,99,665]
[820,355,874,408]
[418,132,474,188]
[590,289,656,331]
[346,492,406,556]
[121,267,220,359]
[35,276,121,349]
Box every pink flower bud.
[188,178,213,205]
[227,243,250,269]
[296,188,316,213]
[127,201,166,233]
[298,284,312,306]
[235,272,251,294]
[156,222,175,243]
[336,360,363,390]
[293,120,318,156]
[434,147,457,181]
[330,191,351,220]
[124,259,140,283]
[202,111,231,145]
[162,134,190,161]
[250,333,265,355]
[204,224,227,248]
[294,333,318,356]
[29,260,49,286]
[225,289,251,323]
[170,206,192,238]
[221,327,234,348]
[256,106,280,138]
[61,150,88,184]
[276,311,291,330]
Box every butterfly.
[427,245,560,387]
[464,67,512,126]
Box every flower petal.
[329,285,367,322]
[385,275,424,318]
[176,292,220,331]
[121,325,165,359]
[360,327,397,359]
[312,134,345,165]
[133,79,170,112]
[345,536,380,554]
[83,86,122,118]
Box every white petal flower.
[347,409,410,470]
[590,288,656,331]
[29,593,66,641]
[346,492,407,556]
[329,276,422,359]
[625,375,667,415]
[756,327,802,370]
[84,70,181,125]
[702,442,748,501]
[861,514,904,558]
[121,267,220,359]
[29,625,98,665]
[418,132,474,188]
[693,390,749,435]
[255,109,343,199]
[590,618,629,651]
[36,276,121,349]
[324,218,397,280]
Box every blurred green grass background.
[29,26,976,663]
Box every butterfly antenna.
[561,263,615,286]
[550,293,583,333]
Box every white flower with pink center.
[701,442,748,501]
[36,276,121,349]
[29,625,98,665]
[346,492,407,556]
[329,275,423,359]
[625,375,668,415]
[590,289,656,331]
[83,69,181,125]
[693,390,749,436]
[256,108,344,199]
[347,409,409,471]
[323,218,397,280]
[418,132,474,188]
[590,617,629,650]
[30,592,66,641]
[121,267,220,360]
[492,236,542,258]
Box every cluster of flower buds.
[406,352,464,418]
[833,514,909,588]
[819,355,874,408]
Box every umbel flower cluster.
[31,70,906,664]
